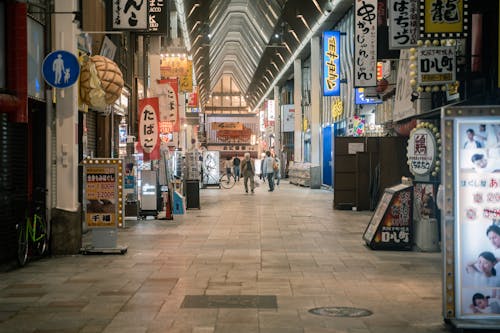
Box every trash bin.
[414,217,440,252]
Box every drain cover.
[309,307,372,317]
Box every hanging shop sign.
[138,97,160,161]
[83,158,124,228]
[148,0,169,34]
[282,105,295,132]
[160,57,193,92]
[441,106,500,325]
[212,122,243,131]
[354,0,377,87]
[42,50,80,89]
[419,0,469,38]
[157,78,179,131]
[323,31,341,96]
[331,97,343,121]
[355,88,382,105]
[267,100,276,122]
[417,46,456,85]
[112,0,148,30]
[407,122,440,177]
[388,0,419,49]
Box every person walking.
[273,155,281,186]
[262,151,275,192]
[233,154,241,181]
[241,152,255,194]
[224,156,232,176]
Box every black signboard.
[148,0,169,34]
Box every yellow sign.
[160,58,193,92]
[331,98,343,121]
[423,0,466,34]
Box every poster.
[456,120,500,317]
[85,165,118,228]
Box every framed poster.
[442,105,500,324]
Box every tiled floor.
[0,180,453,332]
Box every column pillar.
[293,59,302,162]
[310,36,321,165]
[273,86,281,153]
[51,0,81,254]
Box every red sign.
[138,98,160,161]
[157,78,180,131]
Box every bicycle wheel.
[220,174,236,189]
[17,223,28,267]
[34,215,48,256]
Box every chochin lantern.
[80,55,124,110]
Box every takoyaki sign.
[407,126,438,176]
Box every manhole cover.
[308,307,372,317]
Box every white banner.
[354,0,377,87]
[281,105,295,132]
[388,0,419,49]
[112,0,148,30]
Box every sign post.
[42,50,80,88]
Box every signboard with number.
[354,0,377,87]
[363,184,413,250]
[417,46,456,85]
[83,158,124,229]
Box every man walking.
[241,153,255,194]
[262,151,275,192]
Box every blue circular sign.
[42,50,80,88]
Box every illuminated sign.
[323,31,340,96]
[420,0,468,38]
[355,88,382,105]
[407,126,437,176]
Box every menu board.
[363,184,413,250]
[455,120,500,318]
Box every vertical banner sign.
[417,46,456,85]
[420,0,468,38]
[138,98,160,161]
[282,105,295,132]
[354,0,378,87]
[83,159,124,229]
[388,0,419,49]
[157,78,179,126]
[112,0,148,30]
[323,31,341,96]
[148,0,169,34]
[268,100,276,122]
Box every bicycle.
[219,172,236,189]
[17,188,49,267]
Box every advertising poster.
[85,165,118,228]
[363,184,413,250]
[282,105,295,132]
[456,120,500,317]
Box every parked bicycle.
[202,169,236,189]
[17,187,49,266]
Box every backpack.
[273,159,279,172]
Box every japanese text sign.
[148,0,169,34]
[407,127,437,176]
[354,0,378,87]
[323,31,341,96]
[420,0,468,38]
[388,0,419,49]
[138,97,160,161]
[417,46,456,85]
[157,78,179,126]
[113,0,148,30]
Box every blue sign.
[42,50,80,88]
[355,88,382,105]
[323,31,341,96]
